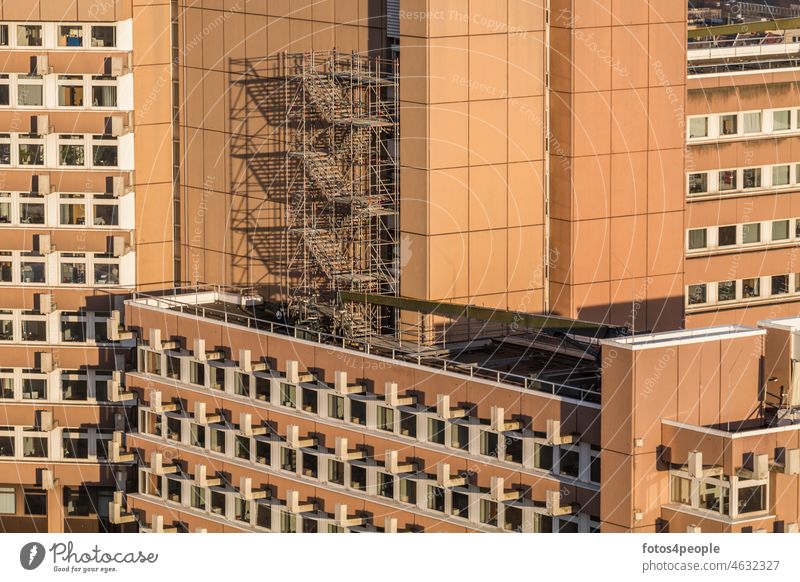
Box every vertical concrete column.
[46,483,64,533]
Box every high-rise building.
[3,1,800,534]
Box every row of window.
[0,133,123,169]
[687,108,800,141]
[0,311,120,344]
[136,440,598,534]
[687,218,800,253]
[0,74,121,109]
[687,274,800,308]
[670,471,768,518]
[0,192,127,228]
[688,163,800,197]
[0,485,114,522]
[136,350,601,482]
[0,368,117,402]
[0,426,113,462]
[0,251,125,287]
[0,23,120,49]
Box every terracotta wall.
[549,1,686,331]
[399,0,548,313]
[176,0,384,297]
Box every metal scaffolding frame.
[282,50,399,338]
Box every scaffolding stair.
[290,151,351,202]
[299,73,351,124]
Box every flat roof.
[758,316,800,331]
[601,325,764,351]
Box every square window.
[59,26,84,47]
[772,274,790,296]
[718,225,737,246]
[720,114,738,135]
[743,111,762,134]
[427,418,445,445]
[688,117,708,139]
[742,223,761,244]
[772,220,790,241]
[58,85,84,107]
[688,284,707,305]
[718,281,736,302]
[742,168,761,189]
[773,110,791,131]
[773,165,790,186]
[742,278,761,299]
[92,85,117,108]
[91,26,116,48]
[718,170,737,191]
[688,173,708,194]
[19,144,44,165]
[688,229,707,250]
[18,84,43,107]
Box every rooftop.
[128,287,608,404]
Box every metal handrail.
[128,289,601,404]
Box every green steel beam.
[339,292,622,338]
[689,17,800,39]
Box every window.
[0,193,9,223]
[20,198,45,224]
[534,441,553,471]
[301,452,317,477]
[279,383,295,407]
[377,472,394,499]
[742,223,761,245]
[772,274,789,296]
[301,387,317,412]
[0,317,12,341]
[191,486,206,510]
[350,399,366,425]
[688,284,707,306]
[210,427,226,454]
[773,110,791,131]
[743,111,762,134]
[688,229,707,250]
[718,225,737,247]
[0,437,13,457]
[0,375,13,397]
[61,319,86,342]
[23,435,47,458]
[590,450,601,483]
[235,436,250,460]
[773,165,790,187]
[17,25,42,47]
[92,138,118,166]
[718,281,736,302]
[91,26,116,48]
[427,485,445,512]
[772,220,790,241]
[400,411,416,437]
[59,138,86,167]
[234,371,249,397]
[738,484,766,514]
[0,26,7,47]
[0,77,9,106]
[19,143,44,165]
[0,254,10,282]
[189,361,205,386]
[21,319,46,341]
[92,83,117,108]
[505,435,523,463]
[559,447,580,478]
[59,25,84,47]
[688,173,708,195]
[350,465,366,490]
[480,499,498,526]
[451,423,470,451]
[480,430,498,457]
[671,475,691,504]
[62,377,88,400]
[23,490,46,515]
[688,117,708,138]
[377,406,394,432]
[280,447,295,472]
[718,170,737,191]
[17,78,43,107]
[20,258,45,284]
[61,261,87,285]
[0,487,14,514]
[60,196,87,224]
[328,460,344,485]
[742,278,761,299]
[22,377,46,399]
[701,479,730,514]
[399,478,416,504]
[742,167,761,189]
[62,431,89,458]
[93,259,119,285]
[327,394,344,420]
[427,418,445,445]
[59,81,84,107]
[720,114,738,135]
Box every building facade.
[2,0,800,534]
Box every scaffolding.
[281,51,400,338]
